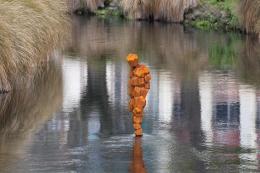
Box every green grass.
[95,8,124,18]
[192,20,212,30]
[208,0,239,28]
[206,0,237,13]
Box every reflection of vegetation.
[71,16,260,88]
[0,59,62,172]
[208,35,242,69]
[0,60,62,140]
[209,44,236,68]
[237,36,260,87]
[208,33,260,87]
[70,17,209,74]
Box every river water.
[0,16,260,173]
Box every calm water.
[0,16,260,173]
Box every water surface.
[0,16,260,173]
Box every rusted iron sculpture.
[127,54,151,136]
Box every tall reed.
[0,0,69,92]
[121,0,197,22]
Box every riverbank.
[0,0,69,92]
[184,0,240,31]
[69,0,259,36]
[185,0,260,36]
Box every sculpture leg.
[133,113,143,136]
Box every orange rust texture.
[127,54,151,137]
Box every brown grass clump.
[121,0,197,22]
[0,0,69,92]
[240,0,260,34]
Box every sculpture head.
[127,54,139,68]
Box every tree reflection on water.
[0,57,63,172]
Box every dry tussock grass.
[0,0,69,91]
[121,0,197,22]
[240,0,260,34]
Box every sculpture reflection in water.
[130,137,147,173]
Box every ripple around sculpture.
[0,16,260,173]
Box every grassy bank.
[185,0,259,35]
[185,0,240,31]
[0,0,69,92]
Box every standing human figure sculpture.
[127,54,151,136]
